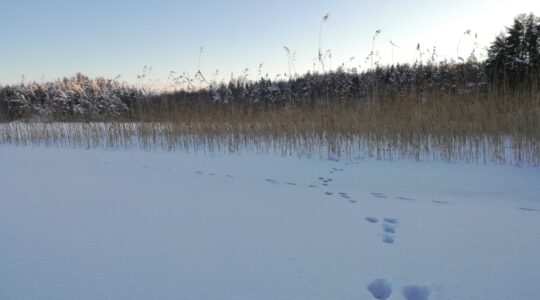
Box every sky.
[0,0,538,85]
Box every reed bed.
[2,92,539,165]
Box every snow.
[1,145,539,300]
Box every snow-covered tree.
[486,13,540,89]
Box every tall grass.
[1,89,539,165]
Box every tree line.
[1,13,538,121]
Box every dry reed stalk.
[1,91,539,165]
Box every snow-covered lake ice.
[1,146,539,299]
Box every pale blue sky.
[0,0,538,85]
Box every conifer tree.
[486,13,540,89]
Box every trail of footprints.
[367,278,431,300]
[365,217,399,244]
[141,161,537,300]
[185,163,539,300]
[201,164,520,213]
[193,166,435,299]
[195,170,235,179]
[111,158,518,212]
[113,162,536,214]
[316,168,359,204]
[83,156,537,213]
[189,163,538,300]
[192,163,458,208]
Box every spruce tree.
[486,13,540,90]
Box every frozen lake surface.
[1,146,539,299]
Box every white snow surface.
[1,145,539,300]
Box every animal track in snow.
[518,207,537,212]
[397,196,415,201]
[365,216,398,243]
[317,177,333,185]
[402,285,431,300]
[339,192,350,199]
[382,224,396,234]
[366,278,392,300]
[382,235,395,244]
[366,217,379,223]
[383,218,399,224]
[383,218,398,224]
[371,192,388,199]
[195,170,236,179]
[330,167,345,173]
[433,200,450,204]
